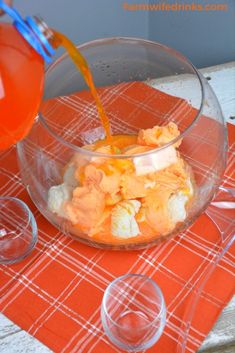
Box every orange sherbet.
[137,122,181,147]
[149,157,189,192]
[48,122,194,243]
[120,173,150,199]
[142,186,174,235]
[84,164,121,195]
[64,185,105,232]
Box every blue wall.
[2,0,235,68]
[148,0,235,67]
[12,0,149,44]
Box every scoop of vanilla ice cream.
[111,200,141,238]
[133,146,178,176]
[48,183,73,217]
[168,192,188,224]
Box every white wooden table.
[0,62,234,353]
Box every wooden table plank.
[198,296,235,353]
[0,61,234,353]
[200,61,235,124]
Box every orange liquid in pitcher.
[0,23,44,151]
[52,31,112,141]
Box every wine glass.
[0,197,37,264]
[101,274,166,351]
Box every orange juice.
[52,31,112,141]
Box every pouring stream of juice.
[52,31,112,141]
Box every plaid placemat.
[0,82,234,353]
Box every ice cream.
[47,122,194,242]
[111,200,141,238]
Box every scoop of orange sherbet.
[64,185,105,231]
[149,157,188,192]
[138,122,181,147]
[142,187,174,234]
[84,164,121,195]
[120,173,149,199]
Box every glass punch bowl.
[17,38,227,250]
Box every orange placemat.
[0,82,234,353]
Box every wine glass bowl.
[17,37,227,249]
